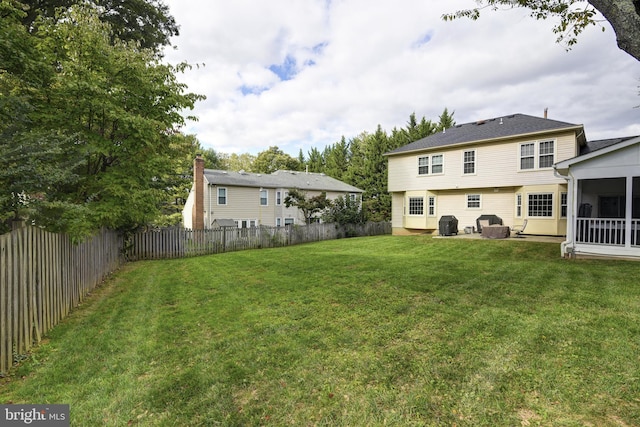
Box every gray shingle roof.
[385,113,583,156]
[203,169,363,193]
[580,135,640,155]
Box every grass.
[1,235,640,426]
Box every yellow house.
[385,113,586,236]
[183,155,363,230]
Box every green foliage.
[284,188,331,224]
[0,4,204,237]
[18,0,179,52]
[442,0,611,51]
[252,146,302,174]
[323,195,365,225]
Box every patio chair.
[511,219,528,237]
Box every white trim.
[466,193,481,209]
[217,187,227,205]
[462,149,476,175]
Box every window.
[467,194,481,209]
[516,193,522,217]
[276,218,281,227]
[418,154,444,175]
[428,196,436,216]
[431,155,443,174]
[217,187,227,205]
[260,189,268,206]
[539,140,554,168]
[519,140,555,170]
[560,192,567,218]
[528,193,553,217]
[276,191,282,205]
[520,143,535,170]
[284,218,294,226]
[408,197,424,215]
[463,150,476,174]
[418,156,429,175]
[349,193,358,202]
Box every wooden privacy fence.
[1,221,389,374]
[126,222,391,261]
[0,227,123,375]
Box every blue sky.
[163,0,640,156]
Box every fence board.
[0,228,124,375]
[126,222,391,261]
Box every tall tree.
[18,0,178,52]
[252,146,302,174]
[1,5,203,237]
[443,0,640,61]
[324,137,349,180]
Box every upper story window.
[418,156,429,175]
[408,197,424,215]
[349,193,358,202]
[217,187,227,205]
[520,140,555,170]
[418,154,444,175]
[529,193,553,217]
[260,189,268,206]
[467,194,481,209]
[276,191,282,205]
[431,155,443,174]
[463,150,476,175]
[520,143,535,170]
[539,140,555,168]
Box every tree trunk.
[589,0,640,61]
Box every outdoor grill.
[438,215,459,236]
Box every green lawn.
[2,236,639,426]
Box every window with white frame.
[349,193,358,202]
[519,140,555,170]
[516,193,522,217]
[260,189,268,206]
[560,192,567,217]
[276,191,282,205]
[463,150,476,174]
[408,197,424,215]
[528,193,553,217]
[217,187,227,205]
[539,140,555,168]
[431,154,444,174]
[418,156,429,175]
[428,196,436,216]
[284,218,294,226]
[520,143,535,170]
[417,154,444,175]
[276,218,281,227]
[467,194,481,209]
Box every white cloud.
[164,0,640,155]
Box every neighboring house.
[554,135,640,259]
[182,155,363,229]
[385,113,587,236]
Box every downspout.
[554,167,574,258]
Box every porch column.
[625,175,633,248]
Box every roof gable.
[203,169,363,193]
[385,113,583,156]
[555,135,640,171]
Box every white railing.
[576,218,640,247]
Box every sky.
[162,0,640,156]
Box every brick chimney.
[192,154,205,230]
